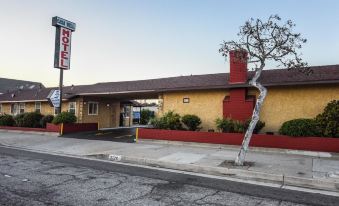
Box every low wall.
[0,124,59,133]
[0,123,98,134]
[46,123,61,132]
[62,123,98,134]
[138,128,339,153]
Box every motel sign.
[52,16,76,69]
[51,16,76,115]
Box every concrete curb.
[89,153,339,193]
[138,139,339,159]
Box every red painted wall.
[223,50,254,121]
[229,50,248,84]
[139,128,339,153]
[0,124,59,133]
[46,123,61,132]
[0,123,97,134]
[62,123,98,134]
[223,89,255,121]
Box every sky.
[0,0,338,87]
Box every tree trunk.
[234,66,267,166]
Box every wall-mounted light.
[107,104,110,107]
[183,97,190,103]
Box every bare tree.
[219,15,310,166]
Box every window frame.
[35,102,41,113]
[88,102,99,115]
[68,102,76,115]
[54,107,58,116]
[19,103,25,114]
[11,103,18,115]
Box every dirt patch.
[218,160,255,169]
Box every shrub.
[150,117,167,129]
[22,112,43,128]
[216,118,264,133]
[41,115,55,128]
[216,118,234,133]
[52,112,77,124]
[14,113,26,127]
[315,100,339,138]
[140,109,154,125]
[181,114,202,131]
[151,111,182,130]
[233,120,245,133]
[279,118,320,137]
[14,112,43,128]
[244,119,265,134]
[0,114,15,126]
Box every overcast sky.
[0,0,338,87]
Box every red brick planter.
[0,123,98,134]
[138,128,339,153]
[0,124,59,133]
[62,123,98,134]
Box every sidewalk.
[0,131,338,193]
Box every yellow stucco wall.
[81,97,120,128]
[254,84,339,133]
[162,84,339,133]
[161,90,229,131]
[0,98,83,122]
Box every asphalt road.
[62,128,136,143]
[0,146,338,206]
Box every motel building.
[0,52,339,133]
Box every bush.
[23,112,43,128]
[14,112,43,128]
[315,100,339,138]
[244,119,265,134]
[216,118,264,133]
[216,118,234,133]
[14,113,26,127]
[150,111,182,130]
[216,118,244,133]
[279,118,320,137]
[181,114,202,131]
[41,115,55,128]
[140,109,154,125]
[0,114,15,126]
[52,112,77,124]
[233,120,245,133]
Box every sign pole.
[51,16,76,114]
[58,69,63,114]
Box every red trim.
[0,123,98,134]
[62,123,98,134]
[0,124,59,133]
[139,128,339,153]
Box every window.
[11,103,18,115]
[54,107,58,115]
[88,102,98,115]
[19,103,25,114]
[0,104,2,114]
[68,102,76,114]
[35,102,41,113]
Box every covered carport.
[75,90,161,129]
